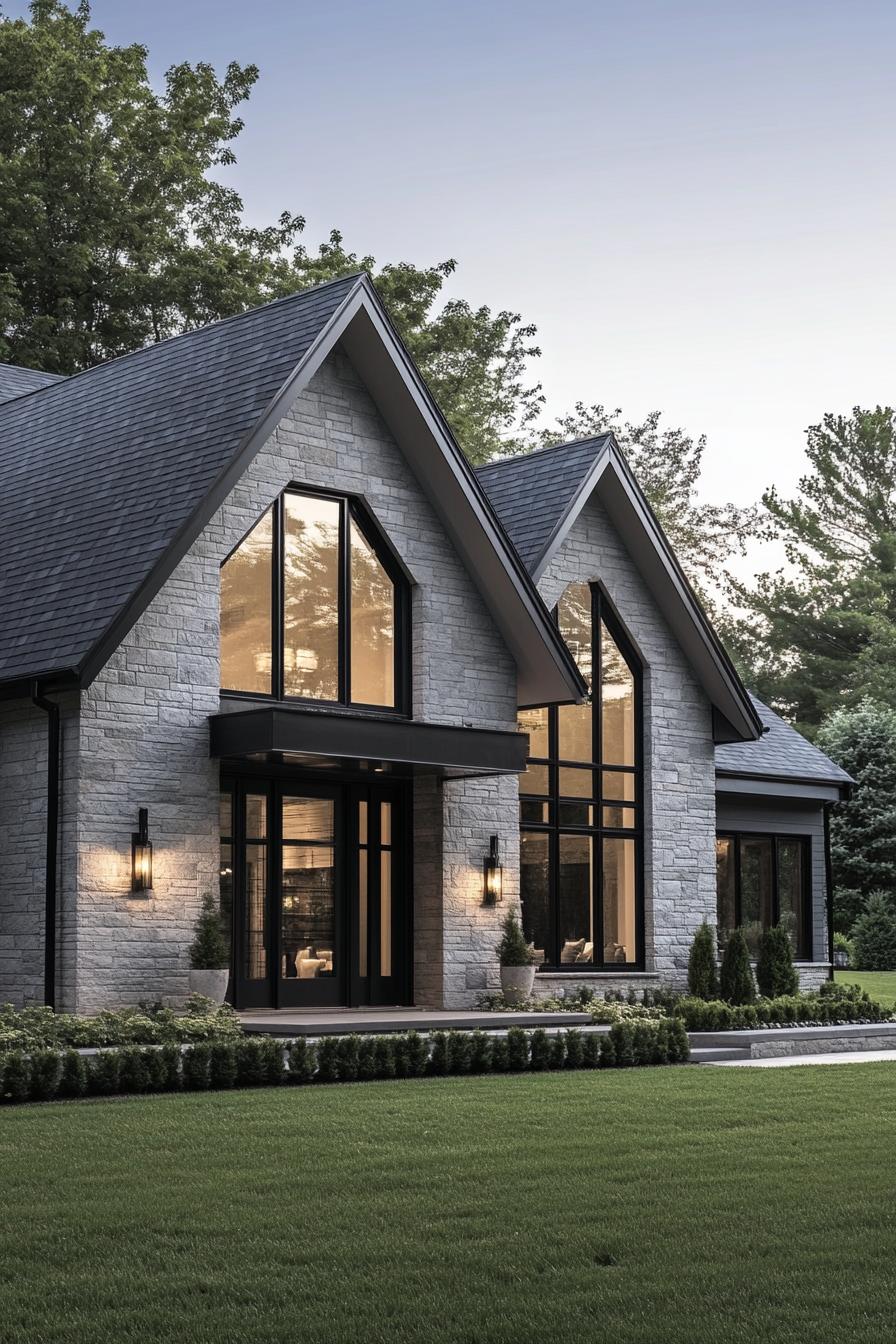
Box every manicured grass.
[835,969,896,1009]
[1,1066,895,1344]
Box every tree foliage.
[0,1,542,462]
[816,698,896,899]
[850,892,896,971]
[520,402,764,597]
[727,408,896,733]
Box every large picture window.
[518,583,643,970]
[716,833,811,960]
[220,488,408,711]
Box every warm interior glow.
[220,508,274,693]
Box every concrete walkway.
[706,1050,896,1068]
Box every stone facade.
[1,346,517,1013]
[535,493,718,995]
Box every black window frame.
[715,830,813,961]
[519,583,645,972]
[220,485,411,716]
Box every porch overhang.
[208,704,528,779]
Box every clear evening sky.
[9,1,896,531]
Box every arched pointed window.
[220,488,409,712]
[518,583,643,969]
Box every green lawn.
[835,969,896,1009]
[1,1067,895,1344]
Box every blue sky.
[9,1,896,529]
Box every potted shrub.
[188,893,230,1004]
[497,909,537,1005]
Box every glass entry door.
[223,777,409,1009]
[349,784,408,1008]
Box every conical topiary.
[188,893,229,970]
[687,921,719,1000]
[496,909,535,966]
[756,924,799,998]
[719,928,756,1005]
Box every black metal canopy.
[209,703,528,779]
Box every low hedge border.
[0,1019,690,1106]
[671,990,887,1033]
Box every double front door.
[221,777,410,1009]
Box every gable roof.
[0,274,585,708]
[477,436,612,573]
[716,694,852,790]
[0,363,65,404]
[478,437,762,742]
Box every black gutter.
[823,802,835,981]
[30,682,60,1009]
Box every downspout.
[30,682,60,1009]
[823,802,834,981]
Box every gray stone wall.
[67,346,518,1011]
[536,493,718,993]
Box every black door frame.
[222,770,413,1010]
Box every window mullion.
[340,500,350,705]
[592,586,604,967]
[274,495,284,700]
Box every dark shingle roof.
[0,363,66,404]
[716,694,852,785]
[476,436,612,573]
[0,275,360,684]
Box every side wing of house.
[480,439,843,991]
[715,694,851,985]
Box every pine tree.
[728,408,896,733]
[851,893,896,970]
[687,922,719,1000]
[817,699,896,899]
[719,929,756,1005]
[755,925,799,998]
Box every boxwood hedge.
[0,1018,689,1106]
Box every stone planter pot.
[188,968,230,1004]
[500,964,536,1006]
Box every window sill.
[536,969,659,979]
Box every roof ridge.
[476,433,612,474]
[0,272,365,415]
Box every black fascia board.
[209,704,528,777]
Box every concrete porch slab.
[238,1007,594,1037]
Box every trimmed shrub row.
[672,985,886,1032]
[0,1020,689,1105]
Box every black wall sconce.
[483,834,503,904]
[131,808,153,894]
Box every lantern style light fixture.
[483,834,503,904]
[131,808,153,894]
